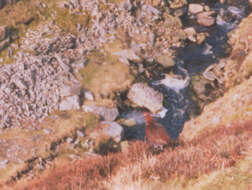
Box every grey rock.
[0,159,9,168]
[59,95,80,111]
[128,83,163,113]
[66,137,73,144]
[0,51,81,128]
[76,130,85,137]
[83,105,119,121]
[84,91,94,101]
[100,121,124,143]
[113,49,141,65]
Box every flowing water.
[122,0,251,141]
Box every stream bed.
[122,0,251,141]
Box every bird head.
[143,112,153,125]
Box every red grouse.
[143,112,173,146]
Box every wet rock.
[128,83,163,113]
[59,95,80,111]
[203,62,225,84]
[197,11,215,27]
[82,105,119,121]
[196,32,208,44]
[188,3,203,14]
[156,54,175,68]
[190,75,224,110]
[184,27,197,42]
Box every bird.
[143,112,173,148]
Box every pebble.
[156,55,175,68]
[84,91,94,101]
[197,11,215,27]
[188,3,204,14]
[184,27,197,42]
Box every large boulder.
[128,83,163,113]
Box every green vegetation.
[79,51,133,100]
[54,7,90,35]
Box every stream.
[122,0,251,141]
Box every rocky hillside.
[0,0,251,189]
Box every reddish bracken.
[18,120,252,190]
[143,112,173,146]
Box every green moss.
[54,7,90,35]
[79,51,133,98]
[106,0,124,5]
[0,47,17,65]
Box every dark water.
[123,0,251,141]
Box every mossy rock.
[54,7,90,35]
[189,75,223,114]
[79,51,134,103]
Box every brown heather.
[18,120,252,190]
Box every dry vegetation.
[16,120,252,190]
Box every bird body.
[143,112,171,146]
